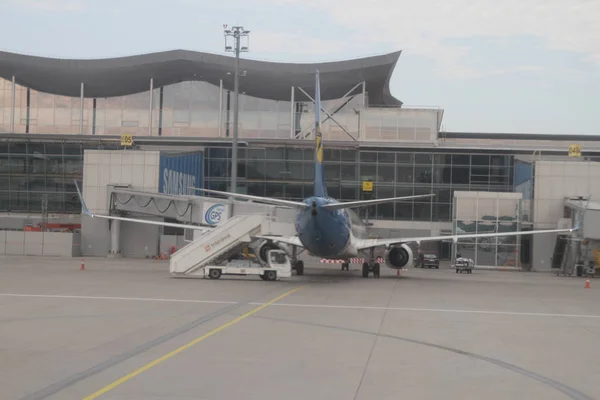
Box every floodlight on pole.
[224,25,250,194]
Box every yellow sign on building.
[568,144,581,156]
[121,134,133,147]
[362,181,373,192]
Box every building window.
[203,146,515,224]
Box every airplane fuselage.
[295,196,363,258]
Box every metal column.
[231,36,241,193]
[110,219,121,256]
[10,76,15,132]
[25,88,30,134]
[362,81,366,108]
[79,82,84,134]
[158,87,164,136]
[218,79,223,137]
[148,78,154,136]
[92,98,97,135]
[290,86,295,138]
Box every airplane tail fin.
[313,70,327,198]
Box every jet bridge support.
[109,219,121,256]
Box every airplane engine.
[384,244,413,269]
[255,240,292,265]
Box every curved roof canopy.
[0,49,402,106]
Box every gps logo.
[205,204,226,225]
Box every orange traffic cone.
[585,278,591,289]
[80,258,85,271]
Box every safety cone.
[80,258,85,271]
[585,278,591,289]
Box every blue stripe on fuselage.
[295,197,351,258]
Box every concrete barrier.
[0,231,80,257]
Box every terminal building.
[0,49,599,272]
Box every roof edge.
[0,49,403,104]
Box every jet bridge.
[99,185,295,258]
[169,214,276,277]
[108,185,211,225]
[553,197,600,276]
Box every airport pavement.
[1,256,599,400]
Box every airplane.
[73,70,580,279]
[191,70,580,278]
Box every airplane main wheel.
[295,261,304,276]
[264,270,277,281]
[341,262,349,271]
[373,263,380,278]
[208,269,222,279]
[362,263,369,278]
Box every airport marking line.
[263,303,600,319]
[0,293,239,305]
[2,293,600,320]
[81,286,304,400]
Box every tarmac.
[1,256,599,400]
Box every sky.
[2,0,600,135]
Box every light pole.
[224,25,250,194]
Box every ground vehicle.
[453,257,474,274]
[204,249,292,281]
[416,254,439,269]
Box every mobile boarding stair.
[169,214,281,279]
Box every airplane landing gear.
[361,262,380,278]
[290,247,304,276]
[362,263,369,278]
[341,262,350,271]
[294,260,304,275]
[361,249,380,278]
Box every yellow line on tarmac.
[82,286,305,400]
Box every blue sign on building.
[159,152,203,195]
[513,159,533,186]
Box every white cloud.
[255,0,600,78]
[11,0,87,12]
[248,31,355,59]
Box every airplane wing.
[190,188,309,209]
[254,235,304,248]
[74,181,213,232]
[356,226,579,251]
[321,194,435,211]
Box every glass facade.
[453,193,521,268]
[0,78,440,142]
[0,139,121,213]
[204,147,514,223]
